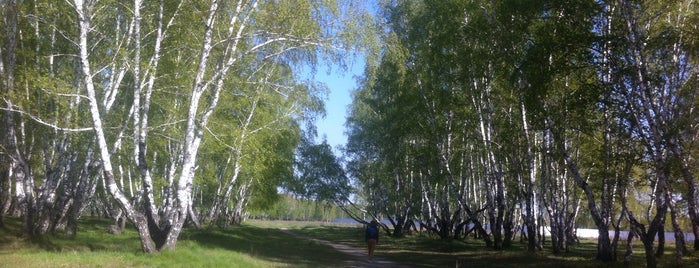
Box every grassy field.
[1,217,698,267]
[0,218,352,267]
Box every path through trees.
[279,228,412,268]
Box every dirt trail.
[279,228,412,268]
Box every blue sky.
[312,59,365,151]
[306,1,376,152]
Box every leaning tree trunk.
[549,117,614,261]
[629,210,666,268]
[205,97,256,226]
[59,150,98,237]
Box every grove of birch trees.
[2,0,699,267]
[1,0,372,253]
[345,0,698,267]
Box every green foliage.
[286,136,351,203]
[254,194,350,221]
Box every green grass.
[1,217,698,267]
[273,220,699,268]
[0,217,351,267]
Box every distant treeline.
[250,194,360,222]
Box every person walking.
[365,219,380,261]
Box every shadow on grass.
[0,217,143,253]
[288,224,699,268]
[182,224,356,267]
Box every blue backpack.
[368,225,378,237]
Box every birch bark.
[2,0,36,237]
[547,115,615,261]
[615,0,680,265]
[519,102,538,253]
[164,0,260,249]
[73,0,158,253]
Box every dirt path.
[279,228,412,268]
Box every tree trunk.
[2,0,38,239]
[60,156,97,237]
[623,224,635,265]
[550,119,614,261]
[656,224,665,258]
[0,35,7,225]
[164,0,257,248]
[625,185,667,268]
[674,157,699,251]
[641,235,658,268]
[74,0,158,253]
[519,102,538,253]
[641,233,658,268]
[502,204,515,248]
[597,227,614,261]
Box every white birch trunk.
[162,0,220,249]
[520,102,538,252]
[2,0,35,236]
[73,0,157,253]
[164,0,260,249]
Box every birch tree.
[610,0,699,265]
[0,0,22,231]
[0,0,107,239]
[200,59,324,227]
[68,0,370,252]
